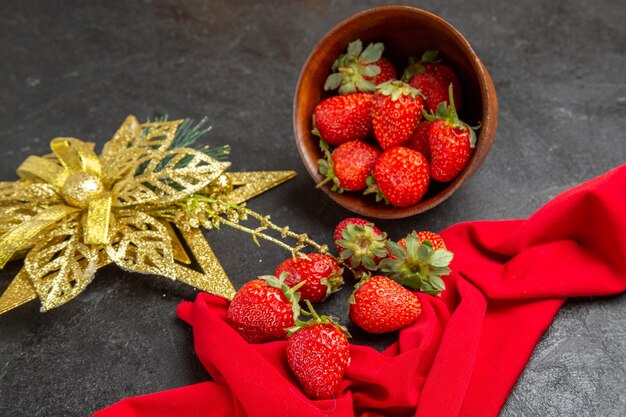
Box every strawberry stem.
[315,176,333,189]
[298,300,351,338]
[290,280,307,293]
[447,84,458,121]
[304,300,321,322]
[338,67,356,76]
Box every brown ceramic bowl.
[293,6,498,219]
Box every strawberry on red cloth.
[93,164,626,417]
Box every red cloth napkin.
[94,164,626,417]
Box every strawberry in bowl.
[294,6,497,218]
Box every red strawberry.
[287,302,351,400]
[226,275,301,343]
[407,121,432,160]
[379,232,453,296]
[324,39,397,94]
[274,253,344,303]
[428,121,471,182]
[334,218,387,271]
[402,50,462,113]
[366,147,430,207]
[349,275,422,334]
[369,57,397,86]
[312,93,373,146]
[398,230,446,251]
[371,80,424,150]
[424,85,478,182]
[317,140,381,192]
[416,231,446,250]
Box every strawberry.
[312,93,373,146]
[401,50,463,113]
[317,140,382,192]
[334,218,387,271]
[370,58,397,85]
[416,231,446,250]
[371,80,425,150]
[349,275,422,334]
[365,147,430,207]
[324,39,397,94]
[406,121,432,160]
[226,275,302,343]
[398,230,446,251]
[274,253,344,303]
[379,231,453,296]
[424,85,479,182]
[287,302,351,400]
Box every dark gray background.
[0,1,624,416]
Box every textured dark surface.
[0,1,625,416]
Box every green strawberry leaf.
[429,275,446,291]
[401,51,440,82]
[347,39,363,59]
[354,78,376,93]
[372,246,389,258]
[339,248,354,259]
[324,72,345,91]
[316,139,343,192]
[360,41,384,64]
[320,273,344,297]
[261,274,303,319]
[377,80,423,101]
[385,240,406,259]
[340,225,355,241]
[429,248,454,267]
[363,174,390,204]
[416,243,431,260]
[422,109,438,122]
[362,64,382,77]
[435,101,450,119]
[402,273,422,290]
[339,82,358,95]
[317,158,330,175]
[362,257,377,271]
[401,56,425,82]
[420,282,440,296]
[421,50,440,63]
[432,266,451,276]
[421,240,435,250]
[404,234,419,257]
[377,258,394,273]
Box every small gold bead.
[61,172,105,208]
[202,174,233,197]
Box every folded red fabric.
[94,164,626,417]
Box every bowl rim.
[293,5,498,219]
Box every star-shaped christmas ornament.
[0,115,296,315]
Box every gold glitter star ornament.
[0,115,295,314]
